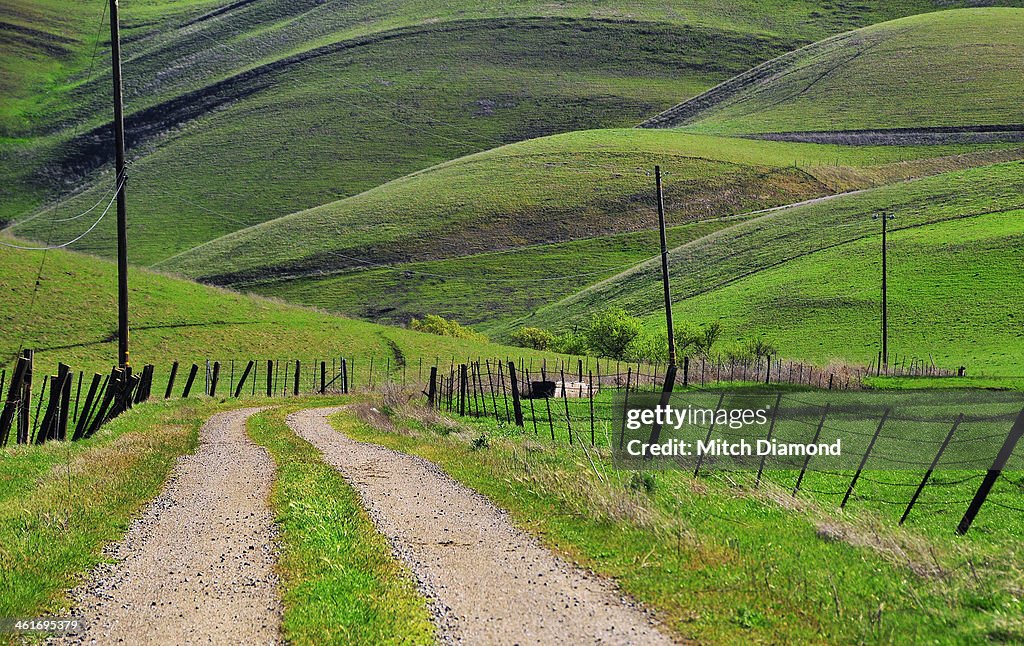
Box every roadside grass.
[338,401,1024,644]
[247,401,434,645]
[660,8,1024,134]
[519,160,1024,375]
[0,399,209,628]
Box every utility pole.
[109,0,130,368]
[875,213,894,367]
[645,166,678,458]
[655,166,676,366]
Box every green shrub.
[551,331,589,355]
[584,308,643,359]
[510,326,555,350]
[409,314,488,343]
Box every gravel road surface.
[58,407,280,645]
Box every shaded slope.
[157,130,980,282]
[3,19,790,262]
[641,8,1024,135]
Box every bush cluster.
[409,314,488,343]
[509,309,776,364]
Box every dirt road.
[59,408,281,645]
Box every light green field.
[513,161,1024,374]
[645,8,1024,133]
[0,241,570,383]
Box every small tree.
[584,308,643,359]
[694,321,722,358]
[551,331,588,356]
[510,326,555,350]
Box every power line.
[0,175,124,251]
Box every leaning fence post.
[0,357,29,447]
[756,392,783,488]
[182,364,199,398]
[793,404,829,496]
[210,362,221,397]
[164,362,179,399]
[957,407,1024,535]
[234,361,255,398]
[842,408,890,508]
[72,374,102,441]
[508,361,524,428]
[693,391,724,477]
[901,414,962,525]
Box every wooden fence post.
[209,362,221,397]
[58,364,72,439]
[841,408,890,508]
[0,357,29,446]
[320,361,327,394]
[72,374,102,441]
[165,362,179,399]
[901,414,962,525]
[294,361,301,396]
[266,360,273,397]
[87,368,122,437]
[234,361,255,398]
[957,407,1024,535]
[793,404,829,496]
[182,364,199,398]
[427,367,437,407]
[17,349,33,444]
[458,364,468,416]
[508,361,524,427]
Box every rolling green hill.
[642,8,1024,136]
[511,160,1024,374]
[5,2,1021,261]
[158,128,1021,323]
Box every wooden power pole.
[109,0,130,368]
[655,166,676,366]
[878,213,893,367]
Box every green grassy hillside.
[512,160,1024,374]
[666,209,1024,374]
[643,8,1024,135]
[0,241,559,381]
[5,2,1020,261]
[158,129,1020,320]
